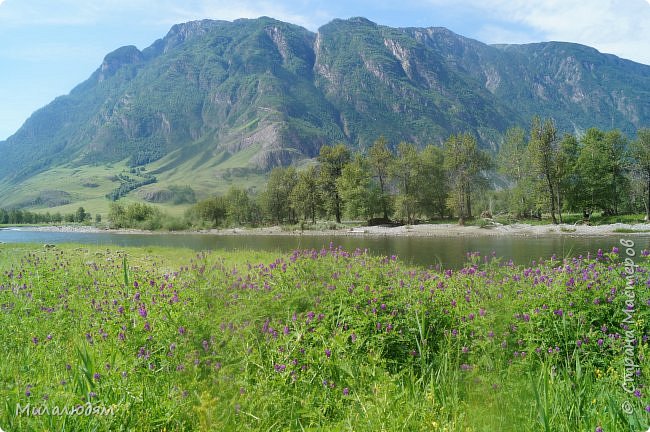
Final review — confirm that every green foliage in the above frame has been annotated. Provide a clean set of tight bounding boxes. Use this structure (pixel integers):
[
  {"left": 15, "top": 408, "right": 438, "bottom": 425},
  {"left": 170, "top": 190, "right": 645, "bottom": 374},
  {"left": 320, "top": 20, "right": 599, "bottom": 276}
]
[
  {"left": 224, "top": 186, "right": 259, "bottom": 226},
  {"left": 391, "top": 142, "right": 421, "bottom": 224},
  {"left": 0, "top": 244, "right": 647, "bottom": 430},
  {"left": 528, "top": 117, "right": 561, "bottom": 223},
  {"left": 75, "top": 207, "right": 88, "bottom": 223},
  {"left": 368, "top": 136, "right": 394, "bottom": 219},
  {"left": 443, "top": 132, "right": 492, "bottom": 222},
  {"left": 3, "top": 16, "right": 650, "bottom": 227},
  {"left": 318, "top": 144, "right": 351, "bottom": 223},
  {"left": 630, "top": 128, "right": 650, "bottom": 220},
  {"left": 576, "top": 128, "right": 629, "bottom": 215},
  {"left": 336, "top": 155, "right": 380, "bottom": 220},
  {"left": 191, "top": 196, "right": 228, "bottom": 227},
  {"left": 262, "top": 167, "right": 298, "bottom": 224},
  {"left": 556, "top": 133, "right": 581, "bottom": 215},
  {"left": 107, "top": 202, "right": 166, "bottom": 229},
  {"left": 497, "top": 126, "right": 537, "bottom": 218},
  {"left": 106, "top": 172, "right": 157, "bottom": 201},
  {"left": 290, "top": 166, "right": 322, "bottom": 223},
  {"left": 417, "top": 145, "right": 448, "bottom": 219},
  {"left": 0, "top": 208, "right": 77, "bottom": 225}
]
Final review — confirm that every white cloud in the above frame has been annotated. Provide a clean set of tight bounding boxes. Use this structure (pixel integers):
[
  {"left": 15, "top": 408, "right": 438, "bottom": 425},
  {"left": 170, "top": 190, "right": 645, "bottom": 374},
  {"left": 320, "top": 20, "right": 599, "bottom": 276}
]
[
  {"left": 425, "top": 0, "right": 650, "bottom": 64},
  {"left": 0, "top": 0, "right": 326, "bottom": 30},
  {"left": 159, "top": 0, "right": 327, "bottom": 30}
]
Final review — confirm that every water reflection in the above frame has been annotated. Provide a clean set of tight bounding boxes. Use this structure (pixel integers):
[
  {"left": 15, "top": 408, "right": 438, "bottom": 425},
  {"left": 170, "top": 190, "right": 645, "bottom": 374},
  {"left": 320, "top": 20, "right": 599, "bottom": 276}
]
[{"left": 1, "top": 228, "right": 648, "bottom": 269}]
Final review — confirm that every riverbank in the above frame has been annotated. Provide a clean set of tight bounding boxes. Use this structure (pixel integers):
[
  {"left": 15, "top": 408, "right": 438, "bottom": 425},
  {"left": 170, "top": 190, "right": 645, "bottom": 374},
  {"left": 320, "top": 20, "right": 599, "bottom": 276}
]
[{"left": 8, "top": 221, "right": 650, "bottom": 237}]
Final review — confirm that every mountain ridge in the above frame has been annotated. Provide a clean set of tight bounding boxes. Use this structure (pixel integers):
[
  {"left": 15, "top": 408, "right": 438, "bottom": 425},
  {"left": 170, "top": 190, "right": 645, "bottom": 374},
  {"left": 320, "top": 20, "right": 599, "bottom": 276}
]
[{"left": 1, "top": 16, "right": 649, "bottom": 211}]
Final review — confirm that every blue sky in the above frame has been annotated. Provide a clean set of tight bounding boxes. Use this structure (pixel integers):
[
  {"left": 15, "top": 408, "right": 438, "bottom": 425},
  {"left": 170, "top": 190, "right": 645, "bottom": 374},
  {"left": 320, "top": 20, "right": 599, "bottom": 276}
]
[{"left": 2, "top": 0, "right": 650, "bottom": 140}]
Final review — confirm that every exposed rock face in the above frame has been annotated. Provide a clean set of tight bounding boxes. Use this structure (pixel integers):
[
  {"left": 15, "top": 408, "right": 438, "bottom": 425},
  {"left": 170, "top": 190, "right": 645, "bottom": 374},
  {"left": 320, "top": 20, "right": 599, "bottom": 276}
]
[
  {"left": 98, "top": 46, "right": 144, "bottom": 82},
  {"left": 1, "top": 16, "right": 649, "bottom": 185}
]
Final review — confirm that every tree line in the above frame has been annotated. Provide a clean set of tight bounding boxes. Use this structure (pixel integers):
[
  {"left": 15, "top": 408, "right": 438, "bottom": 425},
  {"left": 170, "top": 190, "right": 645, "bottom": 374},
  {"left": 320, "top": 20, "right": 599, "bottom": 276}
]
[
  {"left": 3, "top": 117, "right": 649, "bottom": 229},
  {"left": 0, "top": 207, "right": 97, "bottom": 225},
  {"left": 188, "top": 118, "right": 650, "bottom": 227}
]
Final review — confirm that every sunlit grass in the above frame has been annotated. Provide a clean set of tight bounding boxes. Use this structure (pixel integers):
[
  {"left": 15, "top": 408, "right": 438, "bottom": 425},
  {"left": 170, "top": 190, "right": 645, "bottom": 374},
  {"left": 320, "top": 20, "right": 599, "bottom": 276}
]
[{"left": 0, "top": 243, "right": 648, "bottom": 431}]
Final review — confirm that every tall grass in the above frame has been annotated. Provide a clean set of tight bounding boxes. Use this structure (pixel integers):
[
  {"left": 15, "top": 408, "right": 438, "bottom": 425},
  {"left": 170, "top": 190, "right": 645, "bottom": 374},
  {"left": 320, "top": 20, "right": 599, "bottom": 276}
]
[{"left": 0, "top": 243, "right": 647, "bottom": 431}]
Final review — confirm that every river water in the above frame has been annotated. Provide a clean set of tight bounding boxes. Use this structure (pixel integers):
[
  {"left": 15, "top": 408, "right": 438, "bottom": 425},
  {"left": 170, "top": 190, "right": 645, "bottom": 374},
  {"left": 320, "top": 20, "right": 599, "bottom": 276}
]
[{"left": 2, "top": 227, "right": 648, "bottom": 268}]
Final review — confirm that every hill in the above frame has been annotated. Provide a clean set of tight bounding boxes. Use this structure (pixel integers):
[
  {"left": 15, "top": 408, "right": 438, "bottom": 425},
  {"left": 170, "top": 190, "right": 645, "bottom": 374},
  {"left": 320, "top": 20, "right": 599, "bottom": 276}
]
[{"left": 1, "top": 16, "right": 649, "bottom": 213}]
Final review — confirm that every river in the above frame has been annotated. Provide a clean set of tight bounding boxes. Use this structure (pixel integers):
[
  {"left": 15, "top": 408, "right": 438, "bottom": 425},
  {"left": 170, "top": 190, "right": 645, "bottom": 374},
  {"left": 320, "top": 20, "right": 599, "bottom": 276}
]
[{"left": 2, "top": 227, "right": 648, "bottom": 268}]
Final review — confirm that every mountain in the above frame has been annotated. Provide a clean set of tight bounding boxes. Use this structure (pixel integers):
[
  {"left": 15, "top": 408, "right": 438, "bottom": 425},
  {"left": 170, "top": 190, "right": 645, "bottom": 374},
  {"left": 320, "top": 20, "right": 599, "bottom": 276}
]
[{"left": 1, "top": 16, "right": 649, "bottom": 211}]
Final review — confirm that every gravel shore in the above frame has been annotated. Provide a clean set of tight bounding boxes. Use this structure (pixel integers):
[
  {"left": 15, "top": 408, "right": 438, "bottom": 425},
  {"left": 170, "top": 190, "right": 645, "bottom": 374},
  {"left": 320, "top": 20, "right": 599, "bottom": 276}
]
[{"left": 12, "top": 222, "right": 650, "bottom": 237}]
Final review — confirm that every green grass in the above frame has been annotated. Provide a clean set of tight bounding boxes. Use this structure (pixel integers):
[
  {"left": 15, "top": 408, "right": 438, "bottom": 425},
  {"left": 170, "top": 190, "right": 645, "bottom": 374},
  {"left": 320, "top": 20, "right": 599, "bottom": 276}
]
[
  {"left": 0, "top": 148, "right": 268, "bottom": 220},
  {"left": 0, "top": 243, "right": 648, "bottom": 431}
]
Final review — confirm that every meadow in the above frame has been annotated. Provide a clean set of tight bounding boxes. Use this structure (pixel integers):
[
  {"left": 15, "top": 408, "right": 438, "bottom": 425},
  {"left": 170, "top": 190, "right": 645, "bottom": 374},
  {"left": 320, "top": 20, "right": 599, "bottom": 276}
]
[{"left": 0, "top": 242, "right": 648, "bottom": 431}]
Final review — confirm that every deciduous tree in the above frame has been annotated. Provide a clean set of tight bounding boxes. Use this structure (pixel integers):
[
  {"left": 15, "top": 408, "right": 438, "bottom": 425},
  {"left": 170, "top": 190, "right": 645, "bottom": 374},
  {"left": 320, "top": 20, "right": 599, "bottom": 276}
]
[
  {"left": 318, "top": 144, "right": 350, "bottom": 223},
  {"left": 528, "top": 117, "right": 560, "bottom": 224},
  {"left": 443, "top": 133, "right": 491, "bottom": 224}
]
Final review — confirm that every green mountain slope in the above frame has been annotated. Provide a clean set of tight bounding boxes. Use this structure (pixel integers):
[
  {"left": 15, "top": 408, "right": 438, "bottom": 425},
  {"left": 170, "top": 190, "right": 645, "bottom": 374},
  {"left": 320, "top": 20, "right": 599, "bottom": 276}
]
[{"left": 1, "top": 16, "right": 649, "bottom": 211}]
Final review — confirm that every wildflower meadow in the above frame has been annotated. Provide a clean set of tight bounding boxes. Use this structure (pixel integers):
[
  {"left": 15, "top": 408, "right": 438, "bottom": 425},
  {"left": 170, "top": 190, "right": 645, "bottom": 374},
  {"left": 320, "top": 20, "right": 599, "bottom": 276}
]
[{"left": 0, "top": 242, "right": 648, "bottom": 431}]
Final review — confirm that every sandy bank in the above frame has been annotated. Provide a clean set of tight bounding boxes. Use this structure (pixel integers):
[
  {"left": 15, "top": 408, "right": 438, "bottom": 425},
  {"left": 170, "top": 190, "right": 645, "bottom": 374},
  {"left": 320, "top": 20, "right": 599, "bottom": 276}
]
[{"left": 10, "top": 222, "right": 650, "bottom": 238}]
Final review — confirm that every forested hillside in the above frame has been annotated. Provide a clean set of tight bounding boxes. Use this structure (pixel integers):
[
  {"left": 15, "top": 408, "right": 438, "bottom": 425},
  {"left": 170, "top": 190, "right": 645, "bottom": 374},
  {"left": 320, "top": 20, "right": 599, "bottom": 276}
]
[{"left": 1, "top": 17, "right": 649, "bottom": 212}]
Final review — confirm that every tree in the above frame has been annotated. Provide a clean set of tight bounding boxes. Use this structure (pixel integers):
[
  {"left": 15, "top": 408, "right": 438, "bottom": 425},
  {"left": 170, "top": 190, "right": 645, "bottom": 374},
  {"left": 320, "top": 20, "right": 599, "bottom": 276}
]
[
  {"left": 225, "top": 186, "right": 252, "bottom": 226},
  {"left": 390, "top": 142, "right": 421, "bottom": 224},
  {"left": 262, "top": 167, "right": 297, "bottom": 224},
  {"left": 290, "top": 166, "right": 321, "bottom": 223},
  {"left": 75, "top": 207, "right": 87, "bottom": 223},
  {"left": 629, "top": 128, "right": 650, "bottom": 220},
  {"left": 368, "top": 136, "right": 394, "bottom": 220},
  {"left": 528, "top": 117, "right": 560, "bottom": 224},
  {"left": 443, "top": 133, "right": 491, "bottom": 224},
  {"left": 497, "top": 126, "right": 536, "bottom": 218},
  {"left": 418, "top": 145, "right": 448, "bottom": 219},
  {"left": 337, "top": 154, "right": 381, "bottom": 220},
  {"left": 556, "top": 133, "right": 580, "bottom": 217},
  {"left": 125, "top": 202, "right": 156, "bottom": 222},
  {"left": 318, "top": 144, "right": 351, "bottom": 223},
  {"left": 576, "top": 128, "right": 629, "bottom": 216},
  {"left": 194, "top": 197, "right": 227, "bottom": 227}
]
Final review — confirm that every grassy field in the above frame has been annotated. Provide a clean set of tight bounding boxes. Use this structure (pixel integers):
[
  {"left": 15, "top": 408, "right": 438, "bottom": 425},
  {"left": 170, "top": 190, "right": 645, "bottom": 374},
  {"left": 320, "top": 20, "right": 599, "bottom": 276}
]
[
  {"left": 0, "top": 243, "right": 648, "bottom": 431},
  {"left": 0, "top": 152, "right": 268, "bottom": 220}
]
